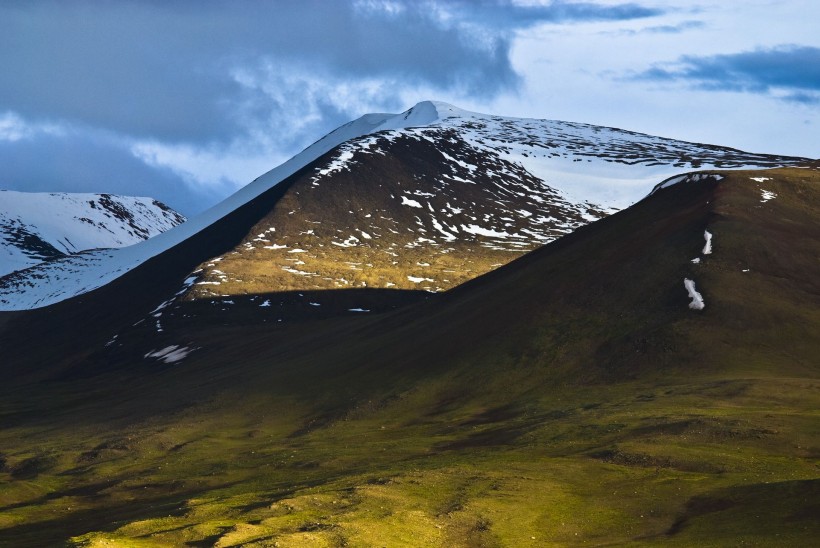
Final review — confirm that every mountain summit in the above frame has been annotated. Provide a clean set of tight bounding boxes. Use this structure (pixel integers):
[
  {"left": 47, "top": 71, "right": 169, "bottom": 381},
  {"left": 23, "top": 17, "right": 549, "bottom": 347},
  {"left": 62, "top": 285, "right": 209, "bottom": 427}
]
[{"left": 0, "top": 101, "right": 811, "bottom": 311}]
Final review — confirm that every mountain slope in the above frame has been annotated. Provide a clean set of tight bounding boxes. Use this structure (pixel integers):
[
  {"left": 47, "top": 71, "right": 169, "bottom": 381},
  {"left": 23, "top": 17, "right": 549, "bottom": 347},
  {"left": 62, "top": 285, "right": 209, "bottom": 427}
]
[
  {"left": 183, "top": 127, "right": 608, "bottom": 302},
  {"left": 0, "top": 191, "right": 185, "bottom": 276},
  {"left": 0, "top": 101, "right": 811, "bottom": 311},
  {"left": 0, "top": 168, "right": 817, "bottom": 546}
]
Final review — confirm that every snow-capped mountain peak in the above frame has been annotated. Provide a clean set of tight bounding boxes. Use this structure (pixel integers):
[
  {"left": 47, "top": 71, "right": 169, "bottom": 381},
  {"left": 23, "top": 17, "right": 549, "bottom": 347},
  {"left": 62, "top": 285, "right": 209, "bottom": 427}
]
[
  {"left": 0, "top": 101, "right": 811, "bottom": 311},
  {"left": 0, "top": 191, "right": 185, "bottom": 277}
]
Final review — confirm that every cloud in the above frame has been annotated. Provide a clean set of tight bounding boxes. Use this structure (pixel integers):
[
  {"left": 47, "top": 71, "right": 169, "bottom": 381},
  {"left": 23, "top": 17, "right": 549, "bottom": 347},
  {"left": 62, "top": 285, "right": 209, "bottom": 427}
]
[
  {"left": 644, "top": 20, "right": 704, "bottom": 34},
  {"left": 0, "top": 126, "right": 215, "bottom": 215},
  {"left": 0, "top": 1, "right": 664, "bottom": 143},
  {"left": 0, "top": 112, "right": 64, "bottom": 142},
  {"left": 609, "top": 19, "right": 704, "bottom": 36},
  {"left": 632, "top": 45, "right": 820, "bottom": 104},
  {"left": 0, "top": 0, "right": 665, "bottom": 213}
]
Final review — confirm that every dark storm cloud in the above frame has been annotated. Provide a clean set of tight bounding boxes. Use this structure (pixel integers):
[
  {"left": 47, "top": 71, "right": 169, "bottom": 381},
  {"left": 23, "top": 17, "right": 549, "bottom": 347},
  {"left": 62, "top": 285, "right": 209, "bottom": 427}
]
[
  {"left": 0, "top": 132, "right": 216, "bottom": 215},
  {"left": 634, "top": 45, "right": 820, "bottom": 102},
  {"left": 0, "top": 0, "right": 665, "bottom": 213},
  {"left": 0, "top": 0, "right": 665, "bottom": 143}
]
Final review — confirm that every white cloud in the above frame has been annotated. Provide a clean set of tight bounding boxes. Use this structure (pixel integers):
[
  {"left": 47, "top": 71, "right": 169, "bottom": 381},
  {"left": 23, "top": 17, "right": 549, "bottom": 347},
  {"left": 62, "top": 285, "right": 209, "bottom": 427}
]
[
  {"left": 492, "top": 1, "right": 820, "bottom": 158},
  {"left": 0, "top": 111, "right": 64, "bottom": 142},
  {"left": 130, "top": 139, "right": 283, "bottom": 195},
  {"left": 352, "top": 0, "right": 407, "bottom": 17}
]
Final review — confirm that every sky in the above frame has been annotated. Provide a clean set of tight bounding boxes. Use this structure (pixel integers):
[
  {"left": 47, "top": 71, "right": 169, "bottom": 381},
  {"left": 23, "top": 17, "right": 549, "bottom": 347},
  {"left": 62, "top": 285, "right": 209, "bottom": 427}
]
[{"left": 1, "top": 0, "right": 818, "bottom": 216}]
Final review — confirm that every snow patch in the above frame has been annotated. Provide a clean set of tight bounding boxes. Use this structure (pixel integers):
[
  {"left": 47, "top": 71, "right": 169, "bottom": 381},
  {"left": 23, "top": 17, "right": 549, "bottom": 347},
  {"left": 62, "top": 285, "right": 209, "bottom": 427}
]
[
  {"left": 461, "top": 224, "right": 511, "bottom": 238},
  {"left": 145, "top": 345, "right": 196, "bottom": 364},
  {"left": 684, "top": 278, "right": 705, "bottom": 310},
  {"left": 401, "top": 196, "right": 423, "bottom": 208},
  {"left": 760, "top": 189, "right": 777, "bottom": 202},
  {"left": 702, "top": 230, "right": 713, "bottom": 255}
]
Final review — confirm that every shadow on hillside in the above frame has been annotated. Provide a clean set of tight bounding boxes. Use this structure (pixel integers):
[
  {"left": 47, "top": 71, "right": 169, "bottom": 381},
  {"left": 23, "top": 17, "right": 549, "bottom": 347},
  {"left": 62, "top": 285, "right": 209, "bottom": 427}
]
[{"left": 175, "top": 287, "right": 436, "bottom": 325}]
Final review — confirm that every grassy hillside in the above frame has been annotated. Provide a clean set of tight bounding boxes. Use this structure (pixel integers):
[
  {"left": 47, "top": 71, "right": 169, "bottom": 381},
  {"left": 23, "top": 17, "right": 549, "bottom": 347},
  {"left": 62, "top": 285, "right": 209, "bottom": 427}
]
[{"left": 0, "top": 168, "right": 818, "bottom": 546}]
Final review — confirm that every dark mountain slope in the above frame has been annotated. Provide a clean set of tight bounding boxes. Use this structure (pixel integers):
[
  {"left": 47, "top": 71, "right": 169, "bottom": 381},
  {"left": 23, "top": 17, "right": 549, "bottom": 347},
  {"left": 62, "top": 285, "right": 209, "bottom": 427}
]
[
  {"left": 0, "top": 154, "right": 352, "bottom": 378},
  {"left": 0, "top": 168, "right": 817, "bottom": 545},
  {"left": 184, "top": 128, "right": 606, "bottom": 300}
]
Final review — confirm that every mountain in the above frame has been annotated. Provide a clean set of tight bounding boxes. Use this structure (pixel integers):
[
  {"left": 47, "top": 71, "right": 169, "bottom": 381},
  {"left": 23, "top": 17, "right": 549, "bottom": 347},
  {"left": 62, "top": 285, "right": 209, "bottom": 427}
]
[
  {"left": 0, "top": 101, "right": 810, "bottom": 311},
  {"left": 0, "top": 190, "right": 185, "bottom": 277},
  {"left": 0, "top": 167, "right": 817, "bottom": 545}
]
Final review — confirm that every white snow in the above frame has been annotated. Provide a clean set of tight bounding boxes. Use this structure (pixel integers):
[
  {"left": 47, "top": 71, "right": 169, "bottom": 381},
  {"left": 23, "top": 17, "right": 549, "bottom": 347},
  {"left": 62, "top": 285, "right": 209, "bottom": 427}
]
[
  {"left": 145, "top": 345, "right": 196, "bottom": 364},
  {"left": 691, "top": 258, "right": 701, "bottom": 264},
  {"left": 751, "top": 177, "right": 771, "bottom": 183},
  {"left": 147, "top": 274, "right": 198, "bottom": 316},
  {"left": 259, "top": 299, "right": 271, "bottom": 307},
  {"left": 401, "top": 196, "right": 423, "bottom": 208},
  {"left": 314, "top": 149, "right": 355, "bottom": 177},
  {"left": 332, "top": 235, "right": 360, "bottom": 247},
  {"left": 348, "top": 308, "right": 370, "bottom": 312},
  {"left": 430, "top": 216, "right": 457, "bottom": 241},
  {"left": 702, "top": 230, "right": 713, "bottom": 255},
  {"left": 281, "top": 266, "right": 314, "bottom": 276},
  {"left": 407, "top": 275, "right": 434, "bottom": 283},
  {"left": 461, "top": 224, "right": 512, "bottom": 238},
  {"left": 684, "top": 278, "right": 705, "bottom": 310},
  {"left": 760, "top": 189, "right": 777, "bottom": 202},
  {"left": 0, "top": 191, "right": 184, "bottom": 277},
  {"left": 649, "top": 173, "right": 725, "bottom": 197}
]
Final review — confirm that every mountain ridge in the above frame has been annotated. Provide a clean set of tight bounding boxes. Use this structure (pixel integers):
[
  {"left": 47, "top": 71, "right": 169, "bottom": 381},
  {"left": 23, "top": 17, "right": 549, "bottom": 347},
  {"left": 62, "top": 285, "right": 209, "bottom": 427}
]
[
  {"left": 0, "top": 190, "right": 185, "bottom": 276},
  {"left": 0, "top": 101, "right": 812, "bottom": 311}
]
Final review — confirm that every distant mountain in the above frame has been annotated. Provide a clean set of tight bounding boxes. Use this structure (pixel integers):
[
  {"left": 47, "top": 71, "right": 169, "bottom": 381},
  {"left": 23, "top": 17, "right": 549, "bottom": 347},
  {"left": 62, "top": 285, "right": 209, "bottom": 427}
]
[
  {"left": 0, "top": 101, "right": 810, "bottom": 311},
  {"left": 0, "top": 191, "right": 185, "bottom": 276}
]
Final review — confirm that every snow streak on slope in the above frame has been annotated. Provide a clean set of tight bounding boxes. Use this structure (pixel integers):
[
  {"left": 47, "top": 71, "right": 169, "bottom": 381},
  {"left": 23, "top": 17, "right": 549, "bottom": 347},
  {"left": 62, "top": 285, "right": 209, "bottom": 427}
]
[
  {"left": 0, "top": 191, "right": 185, "bottom": 276},
  {"left": 0, "top": 101, "right": 810, "bottom": 310}
]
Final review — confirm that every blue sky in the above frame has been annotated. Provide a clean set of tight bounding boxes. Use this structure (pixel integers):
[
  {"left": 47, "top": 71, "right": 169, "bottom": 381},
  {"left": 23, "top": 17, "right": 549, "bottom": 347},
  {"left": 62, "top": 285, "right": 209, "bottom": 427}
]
[{"left": 1, "top": 0, "right": 818, "bottom": 215}]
